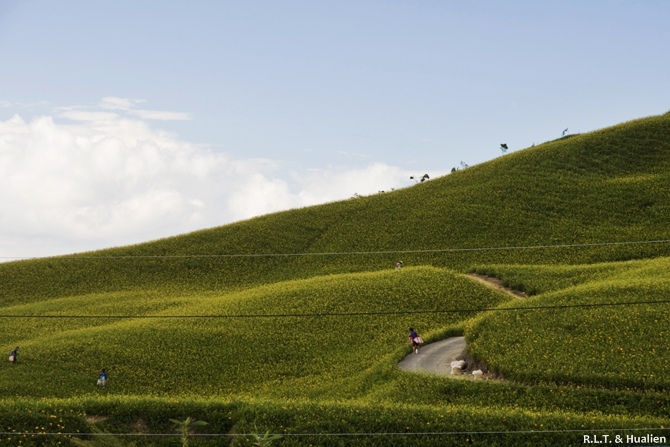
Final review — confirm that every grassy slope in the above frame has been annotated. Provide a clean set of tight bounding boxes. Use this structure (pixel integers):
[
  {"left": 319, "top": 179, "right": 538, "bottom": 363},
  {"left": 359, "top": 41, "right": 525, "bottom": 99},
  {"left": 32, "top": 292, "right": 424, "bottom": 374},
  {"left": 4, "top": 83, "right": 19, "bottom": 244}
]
[
  {"left": 1, "top": 267, "right": 509, "bottom": 399},
  {"left": 466, "top": 257, "right": 670, "bottom": 390},
  {"left": 2, "top": 113, "right": 670, "bottom": 444},
  {"left": 2, "top": 113, "right": 670, "bottom": 303}
]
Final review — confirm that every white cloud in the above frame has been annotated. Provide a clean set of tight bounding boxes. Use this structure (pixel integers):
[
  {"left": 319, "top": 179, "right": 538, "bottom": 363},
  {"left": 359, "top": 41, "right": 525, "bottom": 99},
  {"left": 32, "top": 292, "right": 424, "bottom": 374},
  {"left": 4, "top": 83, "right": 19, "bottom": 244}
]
[
  {"left": 58, "top": 110, "right": 119, "bottom": 122},
  {"left": 336, "top": 150, "right": 369, "bottom": 159},
  {"left": 296, "top": 163, "right": 411, "bottom": 204},
  {"left": 0, "top": 100, "right": 51, "bottom": 110},
  {"left": 130, "top": 109, "right": 192, "bottom": 121},
  {"left": 98, "top": 96, "right": 191, "bottom": 120},
  {"left": 0, "top": 100, "right": 431, "bottom": 259},
  {"left": 100, "top": 96, "right": 143, "bottom": 111}
]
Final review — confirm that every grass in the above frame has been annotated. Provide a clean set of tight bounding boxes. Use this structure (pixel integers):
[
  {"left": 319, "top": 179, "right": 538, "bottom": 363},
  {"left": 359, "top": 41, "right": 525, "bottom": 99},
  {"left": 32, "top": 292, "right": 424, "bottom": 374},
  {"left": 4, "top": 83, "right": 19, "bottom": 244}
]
[
  {"left": 2, "top": 112, "right": 670, "bottom": 445},
  {"left": 1, "top": 395, "right": 668, "bottom": 447},
  {"left": 466, "top": 258, "right": 670, "bottom": 390},
  {"left": 1, "top": 267, "right": 509, "bottom": 400}
]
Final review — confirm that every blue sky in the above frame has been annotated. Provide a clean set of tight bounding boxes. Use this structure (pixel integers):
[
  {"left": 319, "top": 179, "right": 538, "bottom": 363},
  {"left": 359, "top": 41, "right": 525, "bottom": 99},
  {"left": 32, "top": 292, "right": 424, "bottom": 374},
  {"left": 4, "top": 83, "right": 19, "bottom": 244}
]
[{"left": 1, "top": 0, "right": 669, "bottom": 258}]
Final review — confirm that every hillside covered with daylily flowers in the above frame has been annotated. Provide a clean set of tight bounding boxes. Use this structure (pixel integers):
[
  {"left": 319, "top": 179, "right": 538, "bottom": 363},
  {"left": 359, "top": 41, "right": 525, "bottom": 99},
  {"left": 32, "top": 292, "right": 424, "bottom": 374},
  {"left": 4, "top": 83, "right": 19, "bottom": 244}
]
[{"left": 2, "top": 112, "right": 670, "bottom": 446}]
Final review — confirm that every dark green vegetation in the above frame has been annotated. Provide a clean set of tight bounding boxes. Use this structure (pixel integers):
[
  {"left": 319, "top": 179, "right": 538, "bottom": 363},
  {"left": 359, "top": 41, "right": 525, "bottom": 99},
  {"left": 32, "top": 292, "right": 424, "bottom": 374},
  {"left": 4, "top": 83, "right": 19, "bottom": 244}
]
[{"left": 2, "top": 113, "right": 670, "bottom": 445}]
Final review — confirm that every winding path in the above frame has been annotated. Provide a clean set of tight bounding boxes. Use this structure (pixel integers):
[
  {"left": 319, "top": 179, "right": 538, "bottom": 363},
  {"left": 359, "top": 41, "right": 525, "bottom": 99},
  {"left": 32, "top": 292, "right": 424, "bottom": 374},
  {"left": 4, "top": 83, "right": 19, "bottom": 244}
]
[
  {"left": 465, "top": 273, "right": 526, "bottom": 298},
  {"left": 397, "top": 336, "right": 466, "bottom": 375},
  {"left": 398, "top": 274, "right": 524, "bottom": 375}
]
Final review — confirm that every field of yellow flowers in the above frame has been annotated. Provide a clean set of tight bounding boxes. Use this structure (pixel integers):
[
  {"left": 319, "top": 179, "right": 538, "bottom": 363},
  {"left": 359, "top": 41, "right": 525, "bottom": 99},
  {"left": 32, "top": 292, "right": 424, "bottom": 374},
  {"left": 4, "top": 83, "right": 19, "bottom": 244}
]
[
  {"left": 3, "top": 112, "right": 670, "bottom": 445},
  {"left": 466, "top": 257, "right": 670, "bottom": 390},
  {"left": 0, "top": 267, "right": 508, "bottom": 399}
]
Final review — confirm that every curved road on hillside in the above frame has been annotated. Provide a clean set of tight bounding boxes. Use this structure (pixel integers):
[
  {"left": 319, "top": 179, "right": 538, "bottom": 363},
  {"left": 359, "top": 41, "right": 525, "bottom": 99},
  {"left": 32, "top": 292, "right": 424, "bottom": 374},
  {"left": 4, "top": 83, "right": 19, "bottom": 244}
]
[
  {"left": 397, "top": 337, "right": 466, "bottom": 375},
  {"left": 398, "top": 275, "right": 522, "bottom": 375}
]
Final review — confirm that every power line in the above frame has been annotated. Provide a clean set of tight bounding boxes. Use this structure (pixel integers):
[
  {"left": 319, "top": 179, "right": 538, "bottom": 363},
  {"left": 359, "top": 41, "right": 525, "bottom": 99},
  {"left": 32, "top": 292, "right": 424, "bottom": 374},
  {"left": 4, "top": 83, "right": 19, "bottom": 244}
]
[
  {"left": 1, "top": 299, "right": 669, "bottom": 319},
  {"left": 2, "top": 426, "right": 667, "bottom": 438},
  {"left": 2, "top": 238, "right": 670, "bottom": 260}
]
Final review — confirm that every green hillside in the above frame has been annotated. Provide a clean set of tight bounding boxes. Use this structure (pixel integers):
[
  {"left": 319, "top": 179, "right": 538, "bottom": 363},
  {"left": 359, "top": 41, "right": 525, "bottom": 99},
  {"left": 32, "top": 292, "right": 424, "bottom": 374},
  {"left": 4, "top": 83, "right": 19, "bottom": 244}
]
[
  {"left": 1, "top": 267, "right": 508, "bottom": 399},
  {"left": 468, "top": 258, "right": 670, "bottom": 390},
  {"left": 3, "top": 113, "right": 670, "bottom": 302},
  {"left": 2, "top": 113, "right": 670, "bottom": 446}
]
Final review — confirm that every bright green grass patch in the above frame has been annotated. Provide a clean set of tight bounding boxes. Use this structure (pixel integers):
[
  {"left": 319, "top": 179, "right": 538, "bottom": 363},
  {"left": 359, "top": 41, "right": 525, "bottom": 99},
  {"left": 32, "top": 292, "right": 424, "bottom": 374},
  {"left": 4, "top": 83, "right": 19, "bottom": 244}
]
[
  {"left": 0, "top": 290, "right": 188, "bottom": 342},
  {"left": 471, "top": 256, "right": 670, "bottom": 295},
  {"left": 469, "top": 260, "right": 652, "bottom": 295},
  {"left": 466, "top": 259, "right": 670, "bottom": 390},
  {"left": 0, "top": 267, "right": 509, "bottom": 399}
]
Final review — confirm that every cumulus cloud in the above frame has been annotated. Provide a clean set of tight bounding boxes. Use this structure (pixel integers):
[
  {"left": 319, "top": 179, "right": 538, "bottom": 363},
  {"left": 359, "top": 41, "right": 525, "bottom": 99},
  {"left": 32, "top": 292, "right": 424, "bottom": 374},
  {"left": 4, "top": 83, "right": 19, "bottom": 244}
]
[
  {"left": 296, "top": 164, "right": 409, "bottom": 203},
  {"left": 0, "top": 99, "right": 431, "bottom": 259}
]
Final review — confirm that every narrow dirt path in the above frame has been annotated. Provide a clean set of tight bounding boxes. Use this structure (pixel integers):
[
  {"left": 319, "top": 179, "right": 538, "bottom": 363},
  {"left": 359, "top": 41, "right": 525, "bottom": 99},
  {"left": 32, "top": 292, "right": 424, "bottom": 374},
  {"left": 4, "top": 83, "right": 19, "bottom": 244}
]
[
  {"left": 465, "top": 273, "right": 526, "bottom": 298},
  {"left": 397, "top": 337, "right": 466, "bottom": 375},
  {"left": 398, "top": 275, "right": 521, "bottom": 376}
]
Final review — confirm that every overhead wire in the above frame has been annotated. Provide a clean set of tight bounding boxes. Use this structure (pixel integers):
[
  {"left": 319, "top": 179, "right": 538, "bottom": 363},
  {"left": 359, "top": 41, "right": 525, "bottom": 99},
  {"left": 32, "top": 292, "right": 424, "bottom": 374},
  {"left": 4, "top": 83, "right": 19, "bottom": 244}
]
[
  {"left": 1, "top": 244, "right": 668, "bottom": 439},
  {"left": 1, "top": 238, "right": 670, "bottom": 260},
  {"left": 2, "top": 426, "right": 668, "bottom": 438},
  {"left": 1, "top": 299, "right": 669, "bottom": 319}
]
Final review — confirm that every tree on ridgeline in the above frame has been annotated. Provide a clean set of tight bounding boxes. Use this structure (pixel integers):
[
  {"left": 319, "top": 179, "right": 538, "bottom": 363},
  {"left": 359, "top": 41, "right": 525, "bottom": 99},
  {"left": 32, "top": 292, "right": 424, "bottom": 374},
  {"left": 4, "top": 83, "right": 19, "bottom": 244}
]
[{"left": 410, "top": 174, "right": 430, "bottom": 183}]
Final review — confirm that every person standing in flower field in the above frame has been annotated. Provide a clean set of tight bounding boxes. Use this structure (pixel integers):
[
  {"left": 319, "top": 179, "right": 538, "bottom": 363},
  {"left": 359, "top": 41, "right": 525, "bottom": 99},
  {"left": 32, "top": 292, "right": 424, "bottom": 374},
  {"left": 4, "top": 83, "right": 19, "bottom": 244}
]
[
  {"left": 408, "top": 328, "right": 423, "bottom": 354},
  {"left": 97, "top": 369, "right": 108, "bottom": 387},
  {"left": 9, "top": 346, "right": 18, "bottom": 364}
]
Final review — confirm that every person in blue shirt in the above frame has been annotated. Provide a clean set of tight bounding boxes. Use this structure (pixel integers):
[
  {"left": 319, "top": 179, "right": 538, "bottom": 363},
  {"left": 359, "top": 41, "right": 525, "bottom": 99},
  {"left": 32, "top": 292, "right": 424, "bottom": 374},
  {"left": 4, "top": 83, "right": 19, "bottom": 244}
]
[{"left": 97, "top": 369, "right": 108, "bottom": 387}]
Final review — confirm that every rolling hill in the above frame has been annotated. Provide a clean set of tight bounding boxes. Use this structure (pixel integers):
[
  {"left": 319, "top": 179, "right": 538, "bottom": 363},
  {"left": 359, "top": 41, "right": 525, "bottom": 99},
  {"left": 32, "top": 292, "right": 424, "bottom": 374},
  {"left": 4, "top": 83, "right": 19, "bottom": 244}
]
[{"left": 1, "top": 112, "right": 670, "bottom": 446}]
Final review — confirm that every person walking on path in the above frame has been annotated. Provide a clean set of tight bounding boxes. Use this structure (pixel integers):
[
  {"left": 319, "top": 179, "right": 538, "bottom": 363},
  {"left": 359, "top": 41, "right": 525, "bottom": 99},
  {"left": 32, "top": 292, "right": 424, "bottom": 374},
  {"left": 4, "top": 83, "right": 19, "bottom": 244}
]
[
  {"left": 97, "top": 369, "right": 108, "bottom": 388},
  {"left": 9, "top": 346, "right": 18, "bottom": 364},
  {"left": 408, "top": 328, "right": 423, "bottom": 354}
]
